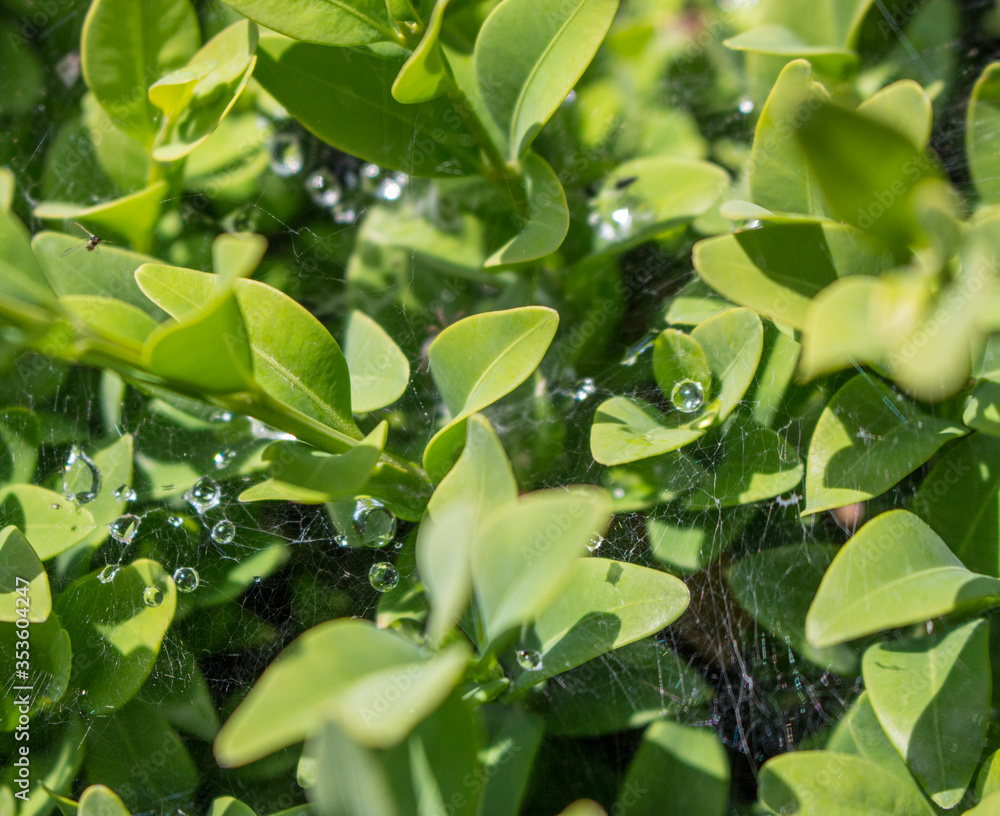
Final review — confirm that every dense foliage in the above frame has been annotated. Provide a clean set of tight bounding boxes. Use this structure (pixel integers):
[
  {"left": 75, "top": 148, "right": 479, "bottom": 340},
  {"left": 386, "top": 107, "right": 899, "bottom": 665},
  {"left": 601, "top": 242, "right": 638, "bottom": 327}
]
[{"left": 3, "top": 0, "right": 1000, "bottom": 813}]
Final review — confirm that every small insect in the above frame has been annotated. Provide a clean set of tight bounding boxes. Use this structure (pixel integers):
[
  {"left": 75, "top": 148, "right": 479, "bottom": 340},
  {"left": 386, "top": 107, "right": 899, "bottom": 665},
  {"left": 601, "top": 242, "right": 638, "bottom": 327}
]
[
  {"left": 60, "top": 223, "right": 105, "bottom": 257},
  {"left": 614, "top": 175, "right": 638, "bottom": 190}
]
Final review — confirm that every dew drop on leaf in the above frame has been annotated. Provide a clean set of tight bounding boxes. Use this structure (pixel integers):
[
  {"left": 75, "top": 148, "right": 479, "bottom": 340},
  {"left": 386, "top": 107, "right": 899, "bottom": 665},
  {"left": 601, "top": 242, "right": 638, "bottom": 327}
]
[
  {"left": 112, "top": 483, "right": 137, "bottom": 502},
  {"left": 352, "top": 498, "right": 396, "bottom": 547},
  {"left": 671, "top": 378, "right": 705, "bottom": 413},
  {"left": 173, "top": 567, "right": 200, "bottom": 593},
  {"left": 142, "top": 586, "right": 164, "bottom": 607},
  {"left": 63, "top": 445, "right": 102, "bottom": 504},
  {"left": 516, "top": 649, "right": 543, "bottom": 671},
  {"left": 97, "top": 564, "right": 118, "bottom": 584},
  {"left": 268, "top": 133, "right": 304, "bottom": 177},
  {"left": 184, "top": 477, "right": 220, "bottom": 514},
  {"left": 211, "top": 520, "right": 236, "bottom": 544},
  {"left": 107, "top": 514, "right": 140, "bottom": 544},
  {"left": 368, "top": 561, "right": 399, "bottom": 592}
]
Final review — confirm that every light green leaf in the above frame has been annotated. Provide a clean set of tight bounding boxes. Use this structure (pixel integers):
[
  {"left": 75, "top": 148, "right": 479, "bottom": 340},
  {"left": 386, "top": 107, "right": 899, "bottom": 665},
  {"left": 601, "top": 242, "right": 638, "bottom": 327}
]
[
  {"left": 805, "top": 510, "right": 1000, "bottom": 647},
  {"left": 0, "top": 485, "right": 96, "bottom": 560},
  {"left": 652, "top": 329, "right": 711, "bottom": 402},
  {"left": 691, "top": 308, "right": 763, "bottom": 422},
  {"left": 63, "top": 434, "right": 134, "bottom": 549},
  {"left": 803, "top": 374, "right": 967, "bottom": 515},
  {"left": 759, "top": 751, "right": 936, "bottom": 816},
  {"left": 747, "top": 59, "right": 829, "bottom": 216},
  {"left": 474, "top": 0, "right": 619, "bottom": 159},
  {"left": 0, "top": 526, "right": 50, "bottom": 623},
  {"left": 485, "top": 153, "right": 569, "bottom": 267},
  {"left": 477, "top": 708, "right": 544, "bottom": 816},
  {"left": 212, "top": 232, "right": 268, "bottom": 283},
  {"left": 724, "top": 25, "right": 857, "bottom": 73},
  {"left": 590, "top": 397, "right": 711, "bottom": 467},
  {"left": 0, "top": 613, "right": 70, "bottom": 728},
  {"left": 863, "top": 618, "right": 989, "bottom": 808},
  {"left": 81, "top": 0, "right": 200, "bottom": 146},
  {"left": 825, "top": 691, "right": 914, "bottom": 783},
  {"left": 646, "top": 506, "right": 748, "bottom": 574},
  {"left": 148, "top": 62, "right": 216, "bottom": 118},
  {"left": 78, "top": 787, "right": 130, "bottom": 816},
  {"left": 307, "top": 722, "right": 398, "bottom": 816},
  {"left": 616, "top": 720, "right": 729, "bottom": 816},
  {"left": 857, "top": 79, "right": 932, "bottom": 150},
  {"left": 392, "top": 0, "right": 450, "bottom": 104},
  {"left": 471, "top": 486, "right": 612, "bottom": 645},
  {"left": 60, "top": 296, "right": 159, "bottom": 346},
  {"left": 0, "top": 166, "right": 13, "bottom": 211},
  {"left": 417, "top": 415, "right": 517, "bottom": 644},
  {"left": 0, "top": 209, "right": 57, "bottom": 308},
  {"left": 510, "top": 558, "right": 689, "bottom": 690},
  {"left": 214, "top": 619, "right": 470, "bottom": 765},
  {"left": 56, "top": 559, "right": 176, "bottom": 714},
  {"left": 967, "top": 62, "right": 1000, "bottom": 206},
  {"left": 240, "top": 421, "right": 386, "bottom": 504},
  {"left": 344, "top": 311, "right": 409, "bottom": 413},
  {"left": 33, "top": 182, "right": 170, "bottom": 249},
  {"left": 686, "top": 416, "right": 802, "bottom": 510},
  {"left": 913, "top": 433, "right": 1000, "bottom": 576},
  {"left": 207, "top": 799, "right": 255, "bottom": 816},
  {"left": 220, "top": 0, "right": 400, "bottom": 47},
  {"left": 255, "top": 35, "right": 478, "bottom": 178}
]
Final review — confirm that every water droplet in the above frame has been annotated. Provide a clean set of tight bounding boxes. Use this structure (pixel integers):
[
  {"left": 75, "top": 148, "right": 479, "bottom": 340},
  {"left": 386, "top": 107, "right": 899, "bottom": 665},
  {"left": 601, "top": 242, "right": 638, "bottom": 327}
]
[
  {"left": 574, "top": 377, "right": 596, "bottom": 401},
  {"left": 184, "top": 477, "right": 220, "bottom": 514},
  {"left": 620, "top": 332, "right": 657, "bottom": 366},
  {"left": 671, "top": 379, "right": 705, "bottom": 413},
  {"left": 112, "top": 484, "right": 137, "bottom": 502},
  {"left": 211, "top": 520, "right": 236, "bottom": 544},
  {"left": 213, "top": 449, "right": 237, "bottom": 469},
  {"left": 108, "top": 514, "right": 140, "bottom": 544},
  {"left": 375, "top": 174, "right": 406, "bottom": 202},
  {"left": 368, "top": 561, "right": 399, "bottom": 592},
  {"left": 268, "top": 133, "right": 304, "bottom": 177},
  {"left": 611, "top": 486, "right": 626, "bottom": 500},
  {"left": 352, "top": 498, "right": 397, "bottom": 547},
  {"left": 562, "top": 89, "right": 577, "bottom": 106},
  {"left": 63, "top": 445, "right": 102, "bottom": 504},
  {"left": 516, "top": 649, "right": 543, "bottom": 671},
  {"left": 362, "top": 163, "right": 381, "bottom": 180},
  {"left": 210, "top": 409, "right": 232, "bottom": 423},
  {"left": 97, "top": 564, "right": 118, "bottom": 584},
  {"left": 142, "top": 586, "right": 164, "bottom": 607},
  {"left": 738, "top": 95, "right": 755, "bottom": 114},
  {"left": 173, "top": 567, "right": 200, "bottom": 593},
  {"left": 306, "top": 169, "right": 342, "bottom": 209},
  {"left": 332, "top": 204, "right": 357, "bottom": 224},
  {"left": 334, "top": 534, "right": 349, "bottom": 548},
  {"left": 587, "top": 534, "right": 603, "bottom": 552},
  {"left": 168, "top": 515, "right": 184, "bottom": 527}
]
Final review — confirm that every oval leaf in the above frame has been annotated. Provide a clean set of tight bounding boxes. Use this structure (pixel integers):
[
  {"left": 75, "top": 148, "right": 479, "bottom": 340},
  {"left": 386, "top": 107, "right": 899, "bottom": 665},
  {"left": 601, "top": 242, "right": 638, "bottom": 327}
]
[{"left": 344, "top": 311, "right": 410, "bottom": 413}]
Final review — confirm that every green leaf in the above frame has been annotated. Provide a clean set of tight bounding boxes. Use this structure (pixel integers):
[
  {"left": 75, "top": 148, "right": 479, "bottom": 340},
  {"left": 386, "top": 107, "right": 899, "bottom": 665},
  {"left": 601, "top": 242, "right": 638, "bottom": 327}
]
[
  {"left": 686, "top": 416, "right": 803, "bottom": 510},
  {"left": 81, "top": 0, "right": 200, "bottom": 146},
  {"left": 83, "top": 699, "right": 198, "bottom": 814},
  {"left": 148, "top": 62, "right": 216, "bottom": 119},
  {"left": 220, "top": 0, "right": 400, "bottom": 47},
  {"left": 590, "top": 397, "right": 711, "bottom": 467},
  {"left": 32, "top": 232, "right": 164, "bottom": 318},
  {"left": 143, "top": 290, "right": 256, "bottom": 393},
  {"left": 0, "top": 209, "right": 57, "bottom": 308},
  {"left": 56, "top": 559, "right": 176, "bottom": 714},
  {"left": 805, "top": 510, "right": 1000, "bottom": 647},
  {"left": 825, "top": 692, "right": 914, "bottom": 784},
  {"left": 747, "top": 59, "right": 829, "bottom": 216},
  {"left": 759, "top": 751, "right": 936, "bottom": 816},
  {"left": 857, "top": 79, "right": 932, "bottom": 150},
  {"left": 691, "top": 308, "right": 763, "bottom": 422},
  {"left": 646, "top": 507, "right": 748, "bottom": 574},
  {"left": 255, "top": 35, "right": 478, "bottom": 178},
  {"left": 78, "top": 787, "right": 130, "bottom": 816},
  {"left": 152, "top": 21, "right": 259, "bottom": 162},
  {"left": 60, "top": 296, "right": 159, "bottom": 346},
  {"left": 863, "top": 618, "right": 989, "bottom": 808},
  {"left": 477, "top": 707, "right": 544, "bottom": 816},
  {"left": 0, "top": 166, "right": 13, "bottom": 211},
  {"left": 485, "top": 153, "right": 569, "bottom": 267},
  {"left": 424, "top": 306, "right": 558, "bottom": 479},
  {"left": 307, "top": 722, "right": 397, "bottom": 816},
  {"left": 967, "top": 62, "right": 1000, "bottom": 206},
  {"left": 693, "top": 219, "right": 896, "bottom": 331},
  {"left": 34, "top": 182, "right": 170, "bottom": 249},
  {"left": 727, "top": 543, "right": 856, "bottom": 672},
  {"left": 471, "top": 486, "right": 612, "bottom": 645},
  {"left": 510, "top": 558, "right": 689, "bottom": 690},
  {"left": 533, "top": 638, "right": 712, "bottom": 737},
  {"left": 0, "top": 485, "right": 96, "bottom": 560},
  {"left": 796, "top": 100, "right": 936, "bottom": 248},
  {"left": 67, "top": 434, "right": 134, "bottom": 549},
  {"left": 207, "top": 799, "right": 256, "bottom": 816},
  {"left": 652, "top": 329, "right": 711, "bottom": 402},
  {"left": 474, "top": 0, "right": 619, "bottom": 159},
  {"left": 392, "top": 0, "right": 450, "bottom": 104},
  {"left": 0, "top": 407, "right": 40, "bottom": 485},
  {"left": 913, "top": 433, "right": 1000, "bottom": 576},
  {"left": 240, "top": 421, "right": 386, "bottom": 503},
  {"left": 0, "top": 526, "right": 50, "bottom": 622},
  {"left": 214, "top": 619, "right": 470, "bottom": 765},
  {"left": 615, "top": 720, "right": 729, "bottom": 816},
  {"left": 0, "top": 613, "right": 70, "bottom": 727},
  {"left": 417, "top": 415, "right": 517, "bottom": 643},
  {"left": 344, "top": 311, "right": 410, "bottom": 413},
  {"left": 803, "top": 374, "right": 967, "bottom": 515},
  {"left": 724, "top": 25, "right": 857, "bottom": 73}
]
